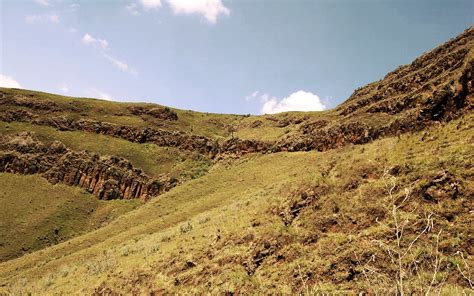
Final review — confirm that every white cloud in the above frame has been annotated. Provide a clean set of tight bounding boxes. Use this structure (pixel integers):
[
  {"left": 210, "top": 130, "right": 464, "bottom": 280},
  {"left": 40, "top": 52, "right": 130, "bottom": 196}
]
[
  {"left": 139, "top": 0, "right": 162, "bottom": 10},
  {"left": 25, "top": 14, "right": 60, "bottom": 23},
  {"left": 85, "top": 89, "right": 114, "bottom": 101},
  {"left": 132, "top": 0, "right": 229, "bottom": 23},
  {"left": 69, "top": 3, "right": 80, "bottom": 11},
  {"left": 245, "top": 90, "right": 260, "bottom": 101},
  {"left": 81, "top": 33, "right": 108, "bottom": 49},
  {"left": 81, "top": 33, "right": 137, "bottom": 76},
  {"left": 60, "top": 85, "right": 69, "bottom": 93},
  {"left": 34, "top": 0, "right": 51, "bottom": 6},
  {"left": 82, "top": 33, "right": 96, "bottom": 44},
  {"left": 251, "top": 90, "right": 326, "bottom": 114},
  {"left": 244, "top": 91, "right": 274, "bottom": 104},
  {"left": 167, "top": 0, "right": 230, "bottom": 23},
  {"left": 102, "top": 53, "right": 138, "bottom": 76},
  {"left": 126, "top": 3, "right": 140, "bottom": 15},
  {"left": 0, "top": 74, "right": 22, "bottom": 88}
]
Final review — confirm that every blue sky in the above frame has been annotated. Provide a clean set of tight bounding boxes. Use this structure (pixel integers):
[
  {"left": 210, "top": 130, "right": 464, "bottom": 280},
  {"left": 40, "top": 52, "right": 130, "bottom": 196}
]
[{"left": 1, "top": 0, "right": 472, "bottom": 114}]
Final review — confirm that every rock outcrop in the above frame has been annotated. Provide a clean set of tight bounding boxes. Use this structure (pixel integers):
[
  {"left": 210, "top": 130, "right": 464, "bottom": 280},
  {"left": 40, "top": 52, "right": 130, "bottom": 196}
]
[
  {"left": 219, "top": 138, "right": 273, "bottom": 155},
  {"left": 0, "top": 28, "right": 472, "bottom": 158},
  {"left": 275, "top": 122, "right": 378, "bottom": 152},
  {"left": 0, "top": 133, "right": 177, "bottom": 201},
  {"left": 127, "top": 106, "right": 178, "bottom": 121},
  {"left": 339, "top": 28, "right": 473, "bottom": 117},
  {"left": 274, "top": 27, "right": 474, "bottom": 152},
  {"left": 0, "top": 109, "right": 217, "bottom": 155},
  {"left": 0, "top": 94, "right": 60, "bottom": 111}
]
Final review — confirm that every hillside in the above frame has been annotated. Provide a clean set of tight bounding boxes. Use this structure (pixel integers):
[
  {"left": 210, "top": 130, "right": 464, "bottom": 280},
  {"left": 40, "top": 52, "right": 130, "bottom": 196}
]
[
  {"left": 0, "top": 27, "right": 472, "bottom": 294},
  {"left": 0, "top": 174, "right": 140, "bottom": 262}
]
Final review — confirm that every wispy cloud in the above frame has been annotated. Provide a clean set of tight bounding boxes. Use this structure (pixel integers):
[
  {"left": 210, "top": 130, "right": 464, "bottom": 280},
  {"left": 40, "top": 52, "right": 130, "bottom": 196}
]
[
  {"left": 102, "top": 53, "right": 138, "bottom": 76},
  {"left": 167, "top": 0, "right": 230, "bottom": 23},
  {"left": 59, "top": 84, "right": 69, "bottom": 93},
  {"left": 34, "top": 0, "right": 51, "bottom": 6},
  {"left": 25, "top": 14, "right": 60, "bottom": 23},
  {"left": 139, "top": 0, "right": 162, "bottom": 10},
  {"left": 85, "top": 89, "right": 114, "bottom": 101},
  {"left": 69, "top": 3, "right": 80, "bottom": 12},
  {"left": 246, "top": 90, "right": 326, "bottom": 114},
  {"left": 81, "top": 33, "right": 138, "bottom": 76},
  {"left": 245, "top": 90, "right": 260, "bottom": 102},
  {"left": 126, "top": 3, "right": 140, "bottom": 15},
  {"left": 81, "top": 33, "right": 109, "bottom": 49},
  {"left": 0, "top": 74, "right": 22, "bottom": 89},
  {"left": 132, "top": 0, "right": 229, "bottom": 23}
]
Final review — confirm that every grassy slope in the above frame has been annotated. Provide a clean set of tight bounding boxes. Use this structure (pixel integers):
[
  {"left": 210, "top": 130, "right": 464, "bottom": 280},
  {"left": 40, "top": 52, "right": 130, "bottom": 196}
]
[
  {"left": 1, "top": 113, "right": 472, "bottom": 294},
  {"left": 0, "top": 88, "right": 242, "bottom": 139},
  {"left": 1, "top": 87, "right": 334, "bottom": 142},
  {"left": 0, "top": 174, "right": 140, "bottom": 262},
  {"left": 0, "top": 121, "right": 210, "bottom": 180}
]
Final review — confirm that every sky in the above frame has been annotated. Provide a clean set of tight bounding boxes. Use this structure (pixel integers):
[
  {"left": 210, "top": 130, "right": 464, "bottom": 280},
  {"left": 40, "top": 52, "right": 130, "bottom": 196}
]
[{"left": 0, "top": 0, "right": 473, "bottom": 115}]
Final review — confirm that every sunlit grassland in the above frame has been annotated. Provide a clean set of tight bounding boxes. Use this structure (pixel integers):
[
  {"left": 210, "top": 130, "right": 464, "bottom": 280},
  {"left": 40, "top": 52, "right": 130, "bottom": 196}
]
[
  {"left": 2, "top": 113, "right": 472, "bottom": 294},
  {"left": 0, "top": 121, "right": 210, "bottom": 180},
  {"left": 0, "top": 174, "right": 140, "bottom": 262}
]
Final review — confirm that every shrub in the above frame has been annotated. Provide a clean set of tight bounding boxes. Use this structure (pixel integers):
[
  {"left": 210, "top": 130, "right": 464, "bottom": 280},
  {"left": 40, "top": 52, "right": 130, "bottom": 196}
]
[
  {"left": 144, "top": 243, "right": 160, "bottom": 257},
  {"left": 180, "top": 222, "right": 193, "bottom": 234},
  {"left": 85, "top": 252, "right": 117, "bottom": 275}
]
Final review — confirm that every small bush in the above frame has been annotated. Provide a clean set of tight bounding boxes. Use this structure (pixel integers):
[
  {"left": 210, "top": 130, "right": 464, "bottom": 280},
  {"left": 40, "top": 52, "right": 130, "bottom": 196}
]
[
  {"left": 198, "top": 217, "right": 210, "bottom": 224},
  {"left": 180, "top": 222, "right": 193, "bottom": 234},
  {"left": 59, "top": 265, "right": 71, "bottom": 277},
  {"left": 161, "top": 235, "right": 172, "bottom": 242},
  {"left": 85, "top": 252, "right": 117, "bottom": 275},
  {"left": 144, "top": 243, "right": 160, "bottom": 257},
  {"left": 121, "top": 246, "right": 130, "bottom": 257}
]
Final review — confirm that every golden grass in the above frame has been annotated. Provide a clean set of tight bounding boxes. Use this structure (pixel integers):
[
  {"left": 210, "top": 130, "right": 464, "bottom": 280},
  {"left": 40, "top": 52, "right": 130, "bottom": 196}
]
[
  {"left": 0, "top": 174, "right": 140, "bottom": 262},
  {"left": 0, "top": 121, "right": 209, "bottom": 179},
  {"left": 1, "top": 113, "right": 472, "bottom": 294}
]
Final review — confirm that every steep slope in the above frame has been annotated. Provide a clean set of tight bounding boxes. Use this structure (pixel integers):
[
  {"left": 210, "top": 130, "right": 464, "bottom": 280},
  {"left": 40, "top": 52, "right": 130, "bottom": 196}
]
[
  {"left": 272, "top": 26, "right": 473, "bottom": 151},
  {"left": 1, "top": 113, "right": 472, "bottom": 294},
  {"left": 1, "top": 28, "right": 472, "bottom": 201},
  {"left": 0, "top": 27, "right": 472, "bottom": 294}
]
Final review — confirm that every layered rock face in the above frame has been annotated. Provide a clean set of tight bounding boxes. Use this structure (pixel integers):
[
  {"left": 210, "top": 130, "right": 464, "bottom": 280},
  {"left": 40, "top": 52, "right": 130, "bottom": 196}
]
[
  {"left": 0, "top": 133, "right": 177, "bottom": 201},
  {"left": 0, "top": 95, "right": 60, "bottom": 111},
  {"left": 0, "top": 94, "right": 216, "bottom": 155},
  {"left": 0, "top": 111, "right": 217, "bottom": 155},
  {"left": 275, "top": 122, "right": 377, "bottom": 152},
  {"left": 219, "top": 138, "right": 273, "bottom": 155},
  {"left": 274, "top": 27, "right": 474, "bottom": 152},
  {"left": 340, "top": 28, "right": 473, "bottom": 117},
  {"left": 0, "top": 28, "right": 472, "bottom": 173},
  {"left": 127, "top": 106, "right": 178, "bottom": 121},
  {"left": 35, "top": 117, "right": 217, "bottom": 154}
]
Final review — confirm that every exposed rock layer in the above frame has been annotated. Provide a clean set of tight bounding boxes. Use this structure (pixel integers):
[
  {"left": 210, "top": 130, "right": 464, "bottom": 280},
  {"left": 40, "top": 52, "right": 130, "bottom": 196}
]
[
  {"left": 127, "top": 105, "right": 178, "bottom": 121},
  {"left": 0, "top": 27, "right": 472, "bottom": 197},
  {"left": 0, "top": 133, "right": 177, "bottom": 201},
  {"left": 0, "top": 110, "right": 217, "bottom": 155},
  {"left": 274, "top": 28, "right": 474, "bottom": 152}
]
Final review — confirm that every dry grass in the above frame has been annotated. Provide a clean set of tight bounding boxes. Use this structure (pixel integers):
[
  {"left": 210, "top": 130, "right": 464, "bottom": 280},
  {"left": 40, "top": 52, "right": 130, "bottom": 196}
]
[
  {"left": 0, "top": 174, "right": 140, "bottom": 262},
  {"left": 0, "top": 113, "right": 471, "bottom": 294}
]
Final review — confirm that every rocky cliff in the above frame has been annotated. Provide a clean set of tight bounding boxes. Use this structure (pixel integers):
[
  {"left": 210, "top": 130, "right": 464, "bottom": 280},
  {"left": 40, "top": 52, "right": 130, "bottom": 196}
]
[
  {"left": 0, "top": 109, "right": 217, "bottom": 155},
  {"left": 0, "top": 133, "right": 177, "bottom": 201},
  {"left": 0, "top": 27, "right": 472, "bottom": 201},
  {"left": 274, "top": 27, "right": 473, "bottom": 152}
]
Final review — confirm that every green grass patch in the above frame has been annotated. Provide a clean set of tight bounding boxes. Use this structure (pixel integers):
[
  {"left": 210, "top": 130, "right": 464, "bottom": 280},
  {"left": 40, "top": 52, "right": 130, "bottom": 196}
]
[{"left": 0, "top": 173, "right": 140, "bottom": 262}]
